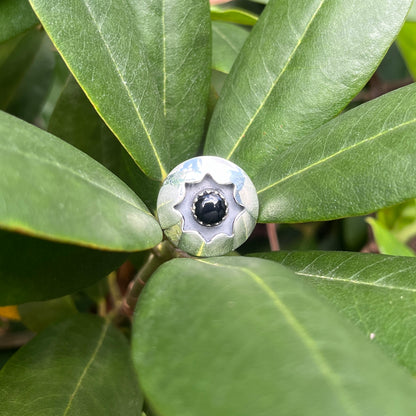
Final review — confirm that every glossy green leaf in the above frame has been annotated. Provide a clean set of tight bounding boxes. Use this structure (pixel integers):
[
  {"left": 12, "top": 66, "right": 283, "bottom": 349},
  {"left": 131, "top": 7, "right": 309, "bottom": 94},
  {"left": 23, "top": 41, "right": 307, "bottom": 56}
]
[
  {"left": 29, "top": 0, "right": 169, "bottom": 180},
  {"left": 205, "top": 0, "right": 411, "bottom": 179},
  {"left": 0, "top": 28, "right": 43, "bottom": 110},
  {"left": 0, "top": 314, "right": 143, "bottom": 415},
  {"left": 211, "top": 6, "right": 258, "bottom": 26},
  {"left": 0, "top": 111, "right": 162, "bottom": 251},
  {"left": 132, "top": 256, "right": 416, "bottom": 416},
  {"left": 366, "top": 217, "right": 415, "bottom": 256},
  {"left": 253, "top": 251, "right": 416, "bottom": 374},
  {"left": 18, "top": 296, "right": 77, "bottom": 333},
  {"left": 49, "top": 76, "right": 123, "bottom": 175},
  {"left": 407, "top": 2, "right": 416, "bottom": 21},
  {"left": 397, "top": 22, "right": 416, "bottom": 79},
  {"left": 0, "top": 228, "right": 127, "bottom": 305},
  {"left": 6, "top": 34, "right": 55, "bottom": 124},
  {"left": 212, "top": 21, "right": 249, "bottom": 74},
  {"left": 41, "top": 54, "right": 69, "bottom": 125},
  {"left": 0, "top": 0, "right": 38, "bottom": 43},
  {"left": 257, "top": 84, "right": 416, "bottom": 222},
  {"left": 48, "top": 76, "right": 160, "bottom": 211},
  {"left": 378, "top": 199, "right": 416, "bottom": 243},
  {"left": 133, "top": 0, "right": 211, "bottom": 167}
]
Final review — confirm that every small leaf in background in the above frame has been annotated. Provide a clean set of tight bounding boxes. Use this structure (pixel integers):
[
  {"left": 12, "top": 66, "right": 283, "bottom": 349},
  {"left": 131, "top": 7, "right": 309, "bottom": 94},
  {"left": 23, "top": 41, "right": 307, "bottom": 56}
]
[
  {"left": 205, "top": 0, "right": 412, "bottom": 180},
  {"left": 253, "top": 251, "right": 416, "bottom": 375},
  {"left": 210, "top": 6, "right": 258, "bottom": 26},
  {"left": 366, "top": 217, "right": 415, "bottom": 256},
  {"left": 6, "top": 35, "right": 55, "bottom": 124},
  {"left": 0, "top": 228, "right": 127, "bottom": 305},
  {"left": 0, "top": 111, "right": 162, "bottom": 251},
  {"left": 82, "top": 277, "right": 109, "bottom": 304},
  {"left": 212, "top": 21, "right": 249, "bottom": 74},
  {"left": 377, "top": 42, "right": 410, "bottom": 82},
  {"left": 18, "top": 296, "right": 78, "bottom": 333},
  {"left": 39, "top": 51, "right": 69, "bottom": 126},
  {"left": 407, "top": 1, "right": 416, "bottom": 21},
  {"left": 132, "top": 256, "right": 416, "bottom": 416},
  {"left": 48, "top": 75, "right": 161, "bottom": 211},
  {"left": 397, "top": 22, "right": 416, "bottom": 79},
  {"left": 257, "top": 83, "right": 416, "bottom": 223},
  {"left": 133, "top": 0, "right": 211, "bottom": 168},
  {"left": 0, "top": 306, "right": 20, "bottom": 321},
  {"left": 377, "top": 198, "right": 416, "bottom": 242},
  {"left": 0, "top": 315, "right": 143, "bottom": 415},
  {"left": 29, "top": 0, "right": 169, "bottom": 180},
  {"left": 48, "top": 76, "right": 123, "bottom": 176},
  {"left": 0, "top": 0, "right": 38, "bottom": 43},
  {"left": 0, "top": 28, "right": 43, "bottom": 110}
]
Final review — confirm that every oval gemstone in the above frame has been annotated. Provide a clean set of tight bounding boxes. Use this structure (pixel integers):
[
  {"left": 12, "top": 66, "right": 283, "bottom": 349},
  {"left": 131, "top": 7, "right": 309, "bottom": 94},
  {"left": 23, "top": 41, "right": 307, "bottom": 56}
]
[{"left": 193, "top": 191, "right": 227, "bottom": 226}]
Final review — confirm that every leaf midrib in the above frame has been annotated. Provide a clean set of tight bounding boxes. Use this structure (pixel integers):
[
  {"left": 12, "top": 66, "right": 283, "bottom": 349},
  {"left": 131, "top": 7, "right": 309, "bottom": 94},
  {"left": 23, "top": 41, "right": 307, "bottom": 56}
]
[
  {"left": 197, "top": 259, "right": 359, "bottom": 416},
  {"left": 29, "top": 0, "right": 167, "bottom": 179},
  {"left": 81, "top": 0, "right": 166, "bottom": 179},
  {"left": 294, "top": 271, "right": 416, "bottom": 293},
  {"left": 62, "top": 321, "right": 109, "bottom": 415},
  {"left": 258, "top": 117, "right": 416, "bottom": 194},
  {"left": 225, "top": 0, "right": 327, "bottom": 160}
]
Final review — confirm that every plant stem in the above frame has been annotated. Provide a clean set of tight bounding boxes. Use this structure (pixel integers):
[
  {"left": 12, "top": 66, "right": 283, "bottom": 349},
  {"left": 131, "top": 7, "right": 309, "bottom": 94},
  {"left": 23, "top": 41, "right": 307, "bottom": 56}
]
[
  {"left": 266, "top": 223, "right": 280, "bottom": 251},
  {"left": 124, "top": 241, "right": 174, "bottom": 314}
]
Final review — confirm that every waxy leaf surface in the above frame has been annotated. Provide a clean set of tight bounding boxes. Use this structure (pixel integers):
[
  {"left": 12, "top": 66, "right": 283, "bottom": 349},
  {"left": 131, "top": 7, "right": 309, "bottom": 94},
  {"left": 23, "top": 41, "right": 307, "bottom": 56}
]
[
  {"left": 0, "top": 0, "right": 38, "bottom": 43},
  {"left": 132, "top": 256, "right": 416, "bottom": 416},
  {"left": 134, "top": 0, "right": 211, "bottom": 167},
  {"left": 0, "top": 111, "right": 162, "bottom": 251},
  {"left": 0, "top": 229, "right": 127, "bottom": 306},
  {"left": 257, "top": 84, "right": 416, "bottom": 222},
  {"left": 0, "top": 315, "right": 143, "bottom": 415},
  {"left": 212, "top": 21, "right": 249, "bottom": 74},
  {"left": 29, "top": 0, "right": 169, "bottom": 180},
  {"left": 397, "top": 22, "right": 416, "bottom": 79},
  {"left": 49, "top": 76, "right": 160, "bottom": 210},
  {"left": 254, "top": 251, "right": 416, "bottom": 374},
  {"left": 205, "top": 0, "right": 412, "bottom": 179},
  {"left": 366, "top": 217, "right": 415, "bottom": 257}
]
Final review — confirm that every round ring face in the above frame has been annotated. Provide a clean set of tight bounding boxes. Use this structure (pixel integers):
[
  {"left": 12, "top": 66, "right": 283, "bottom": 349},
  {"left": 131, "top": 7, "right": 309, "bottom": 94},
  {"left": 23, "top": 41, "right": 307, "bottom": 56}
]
[{"left": 157, "top": 156, "right": 259, "bottom": 257}]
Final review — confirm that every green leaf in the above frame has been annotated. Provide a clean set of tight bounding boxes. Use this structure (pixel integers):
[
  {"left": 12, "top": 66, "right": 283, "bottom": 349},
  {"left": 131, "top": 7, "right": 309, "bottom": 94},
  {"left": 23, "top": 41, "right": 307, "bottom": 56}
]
[
  {"left": 48, "top": 76, "right": 123, "bottom": 175},
  {"left": 0, "top": 228, "right": 127, "bottom": 305},
  {"left": 29, "top": 0, "right": 169, "bottom": 180},
  {"left": 257, "top": 84, "right": 416, "bottom": 222},
  {"left": 0, "top": 28, "right": 43, "bottom": 110},
  {"left": 0, "top": 0, "right": 38, "bottom": 43},
  {"left": 18, "top": 296, "right": 78, "bottom": 333},
  {"left": 211, "top": 6, "right": 258, "bottom": 26},
  {"left": 0, "top": 314, "right": 143, "bottom": 415},
  {"left": 48, "top": 76, "right": 160, "bottom": 211},
  {"left": 366, "top": 217, "right": 415, "bottom": 256},
  {"left": 397, "top": 22, "right": 416, "bottom": 79},
  {"left": 212, "top": 21, "right": 249, "bottom": 74},
  {"left": 205, "top": 0, "right": 412, "bottom": 179},
  {"left": 40, "top": 54, "right": 69, "bottom": 125},
  {"left": 6, "top": 34, "right": 55, "bottom": 124},
  {"left": 407, "top": 2, "right": 416, "bottom": 21},
  {"left": 0, "top": 111, "right": 162, "bottom": 251},
  {"left": 253, "top": 251, "right": 416, "bottom": 374},
  {"left": 132, "top": 256, "right": 416, "bottom": 416},
  {"left": 378, "top": 199, "right": 416, "bottom": 243},
  {"left": 133, "top": 0, "right": 211, "bottom": 167}
]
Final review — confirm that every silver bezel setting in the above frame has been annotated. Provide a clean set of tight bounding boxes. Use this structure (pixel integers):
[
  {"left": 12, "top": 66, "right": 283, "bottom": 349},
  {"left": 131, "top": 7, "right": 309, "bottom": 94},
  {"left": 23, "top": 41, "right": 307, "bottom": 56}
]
[{"left": 157, "top": 156, "right": 259, "bottom": 257}]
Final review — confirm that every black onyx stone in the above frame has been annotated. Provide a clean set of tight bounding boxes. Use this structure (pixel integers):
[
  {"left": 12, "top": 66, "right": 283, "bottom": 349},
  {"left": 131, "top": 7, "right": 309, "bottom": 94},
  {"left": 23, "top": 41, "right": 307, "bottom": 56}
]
[{"left": 194, "top": 191, "right": 227, "bottom": 226}]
